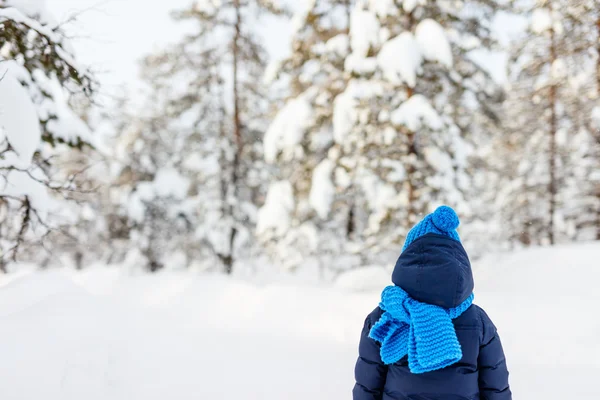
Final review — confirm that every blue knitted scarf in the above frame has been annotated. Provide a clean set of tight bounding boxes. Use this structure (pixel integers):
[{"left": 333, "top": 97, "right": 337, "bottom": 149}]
[{"left": 369, "top": 286, "right": 474, "bottom": 374}]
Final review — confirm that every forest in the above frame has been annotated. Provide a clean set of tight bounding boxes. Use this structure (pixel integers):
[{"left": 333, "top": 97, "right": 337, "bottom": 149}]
[{"left": 0, "top": 0, "right": 599, "bottom": 280}]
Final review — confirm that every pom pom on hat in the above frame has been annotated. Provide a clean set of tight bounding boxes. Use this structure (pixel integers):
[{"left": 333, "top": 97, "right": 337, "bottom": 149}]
[
  {"left": 431, "top": 206, "right": 460, "bottom": 232},
  {"left": 402, "top": 205, "right": 461, "bottom": 251}
]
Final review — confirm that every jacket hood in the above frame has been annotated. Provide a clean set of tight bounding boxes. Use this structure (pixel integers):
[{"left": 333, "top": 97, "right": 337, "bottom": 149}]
[{"left": 391, "top": 233, "right": 474, "bottom": 309}]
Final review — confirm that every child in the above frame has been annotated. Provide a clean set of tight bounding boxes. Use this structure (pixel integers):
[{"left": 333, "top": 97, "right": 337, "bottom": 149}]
[{"left": 353, "top": 206, "right": 511, "bottom": 400}]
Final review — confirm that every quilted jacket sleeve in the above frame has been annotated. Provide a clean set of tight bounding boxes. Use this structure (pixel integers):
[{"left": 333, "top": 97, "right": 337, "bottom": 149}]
[
  {"left": 478, "top": 307, "right": 512, "bottom": 400},
  {"left": 352, "top": 308, "right": 388, "bottom": 400}
]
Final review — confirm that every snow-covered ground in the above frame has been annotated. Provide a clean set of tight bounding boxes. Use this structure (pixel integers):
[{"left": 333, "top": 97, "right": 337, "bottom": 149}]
[{"left": 1, "top": 243, "right": 599, "bottom": 399}]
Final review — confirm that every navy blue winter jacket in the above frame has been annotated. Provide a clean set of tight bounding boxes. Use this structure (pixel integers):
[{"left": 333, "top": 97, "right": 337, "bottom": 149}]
[{"left": 353, "top": 234, "right": 511, "bottom": 400}]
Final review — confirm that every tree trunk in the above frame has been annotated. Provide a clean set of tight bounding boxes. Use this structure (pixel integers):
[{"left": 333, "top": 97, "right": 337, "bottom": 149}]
[
  {"left": 405, "top": 13, "right": 417, "bottom": 230},
  {"left": 406, "top": 129, "right": 417, "bottom": 229},
  {"left": 596, "top": 14, "right": 600, "bottom": 240},
  {"left": 223, "top": 0, "right": 244, "bottom": 275},
  {"left": 548, "top": 23, "right": 558, "bottom": 245},
  {"left": 345, "top": 0, "right": 352, "bottom": 34},
  {"left": 346, "top": 202, "right": 355, "bottom": 239}
]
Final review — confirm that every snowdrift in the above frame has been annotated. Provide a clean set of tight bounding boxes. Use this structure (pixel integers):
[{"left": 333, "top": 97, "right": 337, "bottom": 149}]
[{"left": 1, "top": 243, "right": 599, "bottom": 399}]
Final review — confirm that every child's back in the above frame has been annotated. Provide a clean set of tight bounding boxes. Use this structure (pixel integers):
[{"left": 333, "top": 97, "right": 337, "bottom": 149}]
[{"left": 353, "top": 207, "right": 511, "bottom": 400}]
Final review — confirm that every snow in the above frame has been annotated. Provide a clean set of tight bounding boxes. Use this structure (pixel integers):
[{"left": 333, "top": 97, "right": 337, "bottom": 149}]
[
  {"left": 335, "top": 167, "right": 351, "bottom": 189},
  {"left": 2, "top": 243, "right": 599, "bottom": 399},
  {"left": 531, "top": 8, "right": 552, "bottom": 34},
  {"left": 0, "top": 5, "right": 60, "bottom": 43},
  {"left": 357, "top": 169, "right": 401, "bottom": 231},
  {"left": 264, "top": 94, "right": 313, "bottom": 163},
  {"left": 3, "top": 0, "right": 56, "bottom": 26},
  {"left": 193, "top": 0, "right": 222, "bottom": 15},
  {"left": 335, "top": 265, "right": 390, "bottom": 292},
  {"left": 0, "top": 169, "right": 56, "bottom": 220},
  {"left": 349, "top": 7, "right": 380, "bottom": 58},
  {"left": 263, "top": 59, "right": 282, "bottom": 85},
  {"left": 333, "top": 89, "right": 357, "bottom": 144},
  {"left": 381, "top": 158, "right": 406, "bottom": 182},
  {"left": 368, "top": 0, "right": 396, "bottom": 18},
  {"left": 592, "top": 106, "right": 600, "bottom": 129},
  {"left": 550, "top": 58, "right": 567, "bottom": 79},
  {"left": 182, "top": 153, "right": 219, "bottom": 174},
  {"left": 153, "top": 167, "right": 190, "bottom": 199},
  {"left": 402, "top": 0, "right": 425, "bottom": 13},
  {"left": 378, "top": 32, "right": 423, "bottom": 88},
  {"left": 333, "top": 79, "right": 383, "bottom": 143},
  {"left": 309, "top": 159, "right": 336, "bottom": 219},
  {"left": 325, "top": 34, "right": 350, "bottom": 58},
  {"left": 424, "top": 146, "right": 453, "bottom": 172},
  {"left": 34, "top": 71, "right": 94, "bottom": 147},
  {"left": 0, "top": 67, "right": 42, "bottom": 167},
  {"left": 291, "top": 0, "right": 317, "bottom": 37},
  {"left": 256, "top": 181, "right": 295, "bottom": 236},
  {"left": 390, "top": 94, "right": 444, "bottom": 131},
  {"left": 125, "top": 168, "right": 190, "bottom": 222},
  {"left": 345, "top": 54, "right": 378, "bottom": 74},
  {"left": 415, "top": 19, "right": 453, "bottom": 68}
]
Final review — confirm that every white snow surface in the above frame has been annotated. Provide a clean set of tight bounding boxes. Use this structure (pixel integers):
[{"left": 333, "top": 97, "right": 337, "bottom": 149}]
[
  {"left": 391, "top": 94, "right": 443, "bottom": 131},
  {"left": 0, "top": 168, "right": 56, "bottom": 220},
  {"left": 415, "top": 19, "right": 453, "bottom": 68},
  {"left": 32, "top": 70, "right": 95, "bottom": 147},
  {"left": 0, "top": 5, "right": 60, "bottom": 43},
  {"left": 0, "top": 68, "right": 42, "bottom": 167},
  {"left": 345, "top": 54, "right": 378, "bottom": 75},
  {"left": 290, "top": 0, "right": 317, "bottom": 37},
  {"left": 378, "top": 32, "right": 423, "bottom": 88},
  {"left": 183, "top": 153, "right": 219, "bottom": 175},
  {"left": 531, "top": 8, "right": 552, "bottom": 34},
  {"left": 309, "top": 159, "right": 336, "bottom": 219},
  {"left": 368, "top": 0, "right": 396, "bottom": 18},
  {"left": 550, "top": 58, "right": 567, "bottom": 80},
  {"left": 592, "top": 106, "right": 600, "bottom": 129},
  {"left": 153, "top": 167, "right": 190, "bottom": 199},
  {"left": 349, "top": 7, "right": 380, "bottom": 58},
  {"left": 424, "top": 146, "right": 453, "bottom": 172},
  {"left": 333, "top": 88, "right": 357, "bottom": 143},
  {"left": 264, "top": 94, "right": 313, "bottom": 163},
  {"left": 3, "top": 0, "right": 55, "bottom": 25},
  {"left": 325, "top": 34, "right": 350, "bottom": 58},
  {"left": 263, "top": 59, "right": 282, "bottom": 85},
  {"left": 402, "top": 0, "right": 425, "bottom": 13},
  {"left": 1, "top": 243, "right": 600, "bottom": 399},
  {"left": 358, "top": 169, "right": 400, "bottom": 217},
  {"left": 335, "top": 265, "right": 391, "bottom": 292},
  {"left": 125, "top": 168, "right": 190, "bottom": 222},
  {"left": 256, "top": 181, "right": 295, "bottom": 236}
]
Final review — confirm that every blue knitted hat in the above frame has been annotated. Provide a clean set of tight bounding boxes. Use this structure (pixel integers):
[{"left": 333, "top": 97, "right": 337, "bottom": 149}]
[{"left": 403, "top": 206, "right": 460, "bottom": 251}]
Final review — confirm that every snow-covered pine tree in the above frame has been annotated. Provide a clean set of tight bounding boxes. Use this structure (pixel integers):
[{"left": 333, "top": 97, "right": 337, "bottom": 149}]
[
  {"left": 503, "top": 0, "right": 599, "bottom": 246},
  {"left": 109, "top": 95, "right": 206, "bottom": 272},
  {"left": 109, "top": 0, "right": 282, "bottom": 273},
  {"left": 258, "top": 0, "right": 357, "bottom": 273},
  {"left": 561, "top": 1, "right": 600, "bottom": 241},
  {"left": 260, "top": 0, "right": 504, "bottom": 274},
  {"left": 0, "top": 1, "right": 94, "bottom": 270}
]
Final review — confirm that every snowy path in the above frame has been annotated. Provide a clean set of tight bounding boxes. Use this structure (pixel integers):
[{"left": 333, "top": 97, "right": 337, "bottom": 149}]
[{"left": 1, "top": 243, "right": 600, "bottom": 399}]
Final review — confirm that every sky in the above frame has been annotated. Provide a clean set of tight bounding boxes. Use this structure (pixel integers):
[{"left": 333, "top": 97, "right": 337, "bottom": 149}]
[
  {"left": 47, "top": 0, "right": 293, "bottom": 99},
  {"left": 46, "top": 0, "right": 526, "bottom": 104}
]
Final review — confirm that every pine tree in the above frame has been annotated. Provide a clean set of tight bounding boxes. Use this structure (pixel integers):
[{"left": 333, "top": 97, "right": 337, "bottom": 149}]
[
  {"left": 260, "top": 0, "right": 504, "bottom": 273},
  {"left": 503, "top": 0, "right": 600, "bottom": 246},
  {"left": 0, "top": 2, "right": 94, "bottom": 269},
  {"left": 109, "top": 0, "right": 282, "bottom": 273},
  {"left": 259, "top": 0, "right": 357, "bottom": 273},
  {"left": 566, "top": 1, "right": 600, "bottom": 241}
]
